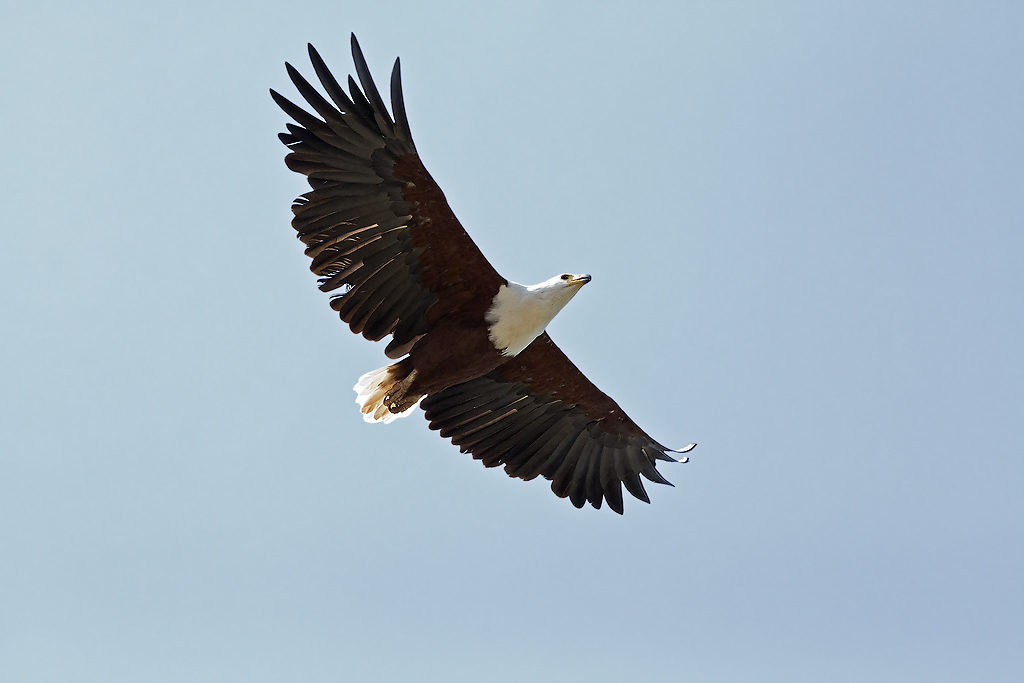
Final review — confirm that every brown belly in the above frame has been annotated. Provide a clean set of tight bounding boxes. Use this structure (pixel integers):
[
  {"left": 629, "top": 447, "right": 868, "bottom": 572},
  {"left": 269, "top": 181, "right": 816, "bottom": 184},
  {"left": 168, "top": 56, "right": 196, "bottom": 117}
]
[{"left": 406, "top": 319, "right": 506, "bottom": 396}]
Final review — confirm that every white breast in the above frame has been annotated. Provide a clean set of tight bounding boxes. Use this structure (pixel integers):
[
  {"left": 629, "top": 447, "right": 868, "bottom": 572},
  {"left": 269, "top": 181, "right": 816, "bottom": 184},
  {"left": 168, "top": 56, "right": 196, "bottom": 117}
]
[{"left": 485, "top": 279, "right": 581, "bottom": 356}]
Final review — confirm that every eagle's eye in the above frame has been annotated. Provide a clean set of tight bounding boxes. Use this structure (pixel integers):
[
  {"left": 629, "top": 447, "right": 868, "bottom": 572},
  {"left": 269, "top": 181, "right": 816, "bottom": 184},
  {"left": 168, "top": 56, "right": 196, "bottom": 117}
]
[{"left": 560, "top": 274, "right": 571, "bottom": 280}]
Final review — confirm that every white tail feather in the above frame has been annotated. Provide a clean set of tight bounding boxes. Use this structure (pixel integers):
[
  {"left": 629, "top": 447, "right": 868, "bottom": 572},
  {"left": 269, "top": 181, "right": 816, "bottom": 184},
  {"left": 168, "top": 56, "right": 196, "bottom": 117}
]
[{"left": 353, "top": 365, "right": 420, "bottom": 424}]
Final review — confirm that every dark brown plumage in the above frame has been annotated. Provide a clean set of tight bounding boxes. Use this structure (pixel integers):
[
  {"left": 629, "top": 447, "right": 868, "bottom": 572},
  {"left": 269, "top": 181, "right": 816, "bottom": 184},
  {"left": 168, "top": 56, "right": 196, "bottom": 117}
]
[{"left": 272, "top": 35, "right": 695, "bottom": 513}]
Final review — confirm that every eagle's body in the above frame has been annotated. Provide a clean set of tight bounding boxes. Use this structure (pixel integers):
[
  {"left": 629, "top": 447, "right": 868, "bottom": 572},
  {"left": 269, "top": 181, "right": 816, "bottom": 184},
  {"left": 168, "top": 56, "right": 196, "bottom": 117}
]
[
  {"left": 272, "top": 36, "right": 695, "bottom": 513},
  {"left": 356, "top": 273, "right": 593, "bottom": 422}
]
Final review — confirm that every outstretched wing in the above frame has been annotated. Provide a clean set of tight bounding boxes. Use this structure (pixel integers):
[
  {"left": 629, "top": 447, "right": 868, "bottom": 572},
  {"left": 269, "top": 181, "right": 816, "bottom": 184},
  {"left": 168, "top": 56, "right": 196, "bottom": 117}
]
[
  {"left": 421, "top": 334, "right": 695, "bottom": 514},
  {"left": 271, "top": 35, "right": 505, "bottom": 358}
]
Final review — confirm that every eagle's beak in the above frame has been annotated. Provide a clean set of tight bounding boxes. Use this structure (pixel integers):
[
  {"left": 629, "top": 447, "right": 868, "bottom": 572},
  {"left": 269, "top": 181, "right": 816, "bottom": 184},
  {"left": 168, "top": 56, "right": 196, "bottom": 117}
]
[{"left": 575, "top": 274, "right": 592, "bottom": 286}]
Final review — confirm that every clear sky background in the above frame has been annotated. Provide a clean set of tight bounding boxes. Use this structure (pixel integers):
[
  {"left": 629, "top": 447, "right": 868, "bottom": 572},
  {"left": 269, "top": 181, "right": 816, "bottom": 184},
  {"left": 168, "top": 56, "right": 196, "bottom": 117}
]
[{"left": 2, "top": 2, "right": 1022, "bottom": 681}]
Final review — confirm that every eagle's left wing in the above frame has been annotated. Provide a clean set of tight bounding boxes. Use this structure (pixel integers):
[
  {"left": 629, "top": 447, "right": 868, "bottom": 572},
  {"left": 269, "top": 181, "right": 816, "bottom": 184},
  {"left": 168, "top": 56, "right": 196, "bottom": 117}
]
[{"left": 421, "top": 334, "right": 695, "bottom": 514}]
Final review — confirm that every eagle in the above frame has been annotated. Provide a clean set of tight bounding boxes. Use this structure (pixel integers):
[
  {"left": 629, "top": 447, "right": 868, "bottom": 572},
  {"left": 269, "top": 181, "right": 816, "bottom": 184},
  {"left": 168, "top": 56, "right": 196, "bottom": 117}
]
[{"left": 271, "top": 35, "right": 696, "bottom": 514}]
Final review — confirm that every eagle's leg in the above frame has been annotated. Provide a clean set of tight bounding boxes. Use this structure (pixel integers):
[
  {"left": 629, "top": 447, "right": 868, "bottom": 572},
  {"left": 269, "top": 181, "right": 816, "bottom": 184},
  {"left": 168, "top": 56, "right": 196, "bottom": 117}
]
[{"left": 353, "top": 360, "right": 422, "bottom": 423}]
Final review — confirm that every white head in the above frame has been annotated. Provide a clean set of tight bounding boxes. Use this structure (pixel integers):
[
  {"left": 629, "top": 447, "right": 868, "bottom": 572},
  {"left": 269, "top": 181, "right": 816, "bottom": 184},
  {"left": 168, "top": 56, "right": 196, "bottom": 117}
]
[
  {"left": 485, "top": 273, "right": 592, "bottom": 356},
  {"left": 526, "top": 272, "right": 592, "bottom": 302}
]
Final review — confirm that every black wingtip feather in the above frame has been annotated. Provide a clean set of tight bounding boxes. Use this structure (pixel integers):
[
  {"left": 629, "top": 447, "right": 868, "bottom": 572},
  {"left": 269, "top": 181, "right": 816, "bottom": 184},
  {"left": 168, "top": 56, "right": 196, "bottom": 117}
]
[
  {"left": 349, "top": 33, "right": 394, "bottom": 130},
  {"left": 621, "top": 472, "right": 650, "bottom": 505},
  {"left": 308, "top": 44, "right": 360, "bottom": 117},
  {"left": 390, "top": 57, "right": 413, "bottom": 143}
]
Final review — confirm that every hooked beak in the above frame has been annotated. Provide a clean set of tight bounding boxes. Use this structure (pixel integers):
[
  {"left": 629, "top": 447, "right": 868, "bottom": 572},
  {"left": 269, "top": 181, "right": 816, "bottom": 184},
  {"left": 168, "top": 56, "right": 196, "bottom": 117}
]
[{"left": 574, "top": 274, "right": 592, "bottom": 286}]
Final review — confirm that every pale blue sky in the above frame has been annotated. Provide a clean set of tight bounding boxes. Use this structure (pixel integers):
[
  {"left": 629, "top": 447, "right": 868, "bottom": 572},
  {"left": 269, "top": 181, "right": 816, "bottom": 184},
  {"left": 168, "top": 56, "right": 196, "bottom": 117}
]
[{"left": 2, "top": 2, "right": 1022, "bottom": 681}]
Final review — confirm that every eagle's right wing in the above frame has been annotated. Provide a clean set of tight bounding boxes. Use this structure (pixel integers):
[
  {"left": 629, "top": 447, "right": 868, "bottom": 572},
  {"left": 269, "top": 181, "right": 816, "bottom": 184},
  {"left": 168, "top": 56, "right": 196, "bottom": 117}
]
[{"left": 271, "top": 36, "right": 505, "bottom": 359}]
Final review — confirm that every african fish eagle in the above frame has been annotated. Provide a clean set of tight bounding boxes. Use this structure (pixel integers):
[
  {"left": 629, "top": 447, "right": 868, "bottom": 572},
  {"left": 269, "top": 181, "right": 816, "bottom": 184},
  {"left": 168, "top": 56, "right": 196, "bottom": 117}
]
[{"left": 271, "top": 35, "right": 696, "bottom": 514}]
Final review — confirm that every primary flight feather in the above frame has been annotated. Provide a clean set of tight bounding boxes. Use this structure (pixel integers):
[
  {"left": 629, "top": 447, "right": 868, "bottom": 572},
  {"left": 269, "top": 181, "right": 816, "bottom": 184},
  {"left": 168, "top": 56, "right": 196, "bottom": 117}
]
[{"left": 271, "top": 35, "right": 695, "bottom": 514}]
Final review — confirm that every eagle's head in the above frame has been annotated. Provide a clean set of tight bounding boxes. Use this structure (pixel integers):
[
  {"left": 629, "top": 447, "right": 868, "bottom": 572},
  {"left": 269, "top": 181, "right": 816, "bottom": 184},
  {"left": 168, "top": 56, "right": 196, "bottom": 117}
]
[
  {"left": 553, "top": 272, "right": 592, "bottom": 288},
  {"left": 533, "top": 272, "right": 591, "bottom": 306},
  {"left": 485, "top": 273, "right": 592, "bottom": 356}
]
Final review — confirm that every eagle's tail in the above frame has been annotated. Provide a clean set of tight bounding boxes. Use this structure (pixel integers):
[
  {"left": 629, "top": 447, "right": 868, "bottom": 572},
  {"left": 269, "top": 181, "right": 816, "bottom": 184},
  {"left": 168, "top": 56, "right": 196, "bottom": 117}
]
[{"left": 353, "top": 361, "right": 422, "bottom": 423}]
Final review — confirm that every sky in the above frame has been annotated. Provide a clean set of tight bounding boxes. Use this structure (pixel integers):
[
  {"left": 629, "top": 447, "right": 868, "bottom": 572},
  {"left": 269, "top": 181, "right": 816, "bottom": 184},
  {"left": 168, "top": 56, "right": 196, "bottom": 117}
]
[{"left": 2, "top": 1, "right": 1022, "bottom": 681}]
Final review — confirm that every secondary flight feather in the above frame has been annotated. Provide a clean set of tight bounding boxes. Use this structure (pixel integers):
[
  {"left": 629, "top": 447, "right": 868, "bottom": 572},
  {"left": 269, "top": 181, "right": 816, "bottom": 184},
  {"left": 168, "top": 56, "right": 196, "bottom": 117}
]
[{"left": 271, "top": 35, "right": 695, "bottom": 514}]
